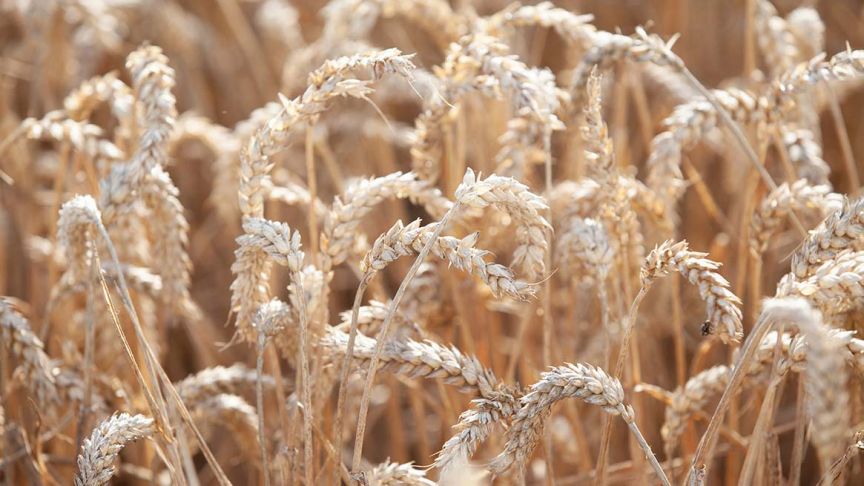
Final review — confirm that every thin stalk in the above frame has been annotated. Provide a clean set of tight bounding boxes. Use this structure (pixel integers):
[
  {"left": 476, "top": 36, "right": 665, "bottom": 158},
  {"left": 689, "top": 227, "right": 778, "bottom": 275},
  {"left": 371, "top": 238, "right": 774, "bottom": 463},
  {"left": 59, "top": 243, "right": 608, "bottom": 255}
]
[
  {"left": 671, "top": 274, "right": 686, "bottom": 387},
  {"left": 596, "top": 285, "right": 650, "bottom": 485},
  {"left": 290, "top": 271, "right": 313, "bottom": 486},
  {"left": 351, "top": 204, "right": 460, "bottom": 472},
  {"left": 76, "top": 252, "right": 97, "bottom": 452},
  {"left": 264, "top": 350, "right": 291, "bottom": 482},
  {"left": 306, "top": 127, "right": 320, "bottom": 266},
  {"left": 598, "top": 278, "right": 611, "bottom": 368},
  {"left": 688, "top": 308, "right": 777, "bottom": 481},
  {"left": 98, "top": 265, "right": 187, "bottom": 486},
  {"left": 333, "top": 273, "right": 371, "bottom": 484},
  {"left": 542, "top": 128, "right": 555, "bottom": 486},
  {"left": 827, "top": 86, "right": 859, "bottom": 195},
  {"left": 738, "top": 375, "right": 783, "bottom": 484},
  {"left": 505, "top": 304, "right": 535, "bottom": 382},
  {"left": 256, "top": 336, "right": 271, "bottom": 486},
  {"left": 94, "top": 224, "right": 231, "bottom": 486},
  {"left": 787, "top": 377, "right": 809, "bottom": 486},
  {"left": 624, "top": 417, "right": 672, "bottom": 486}
]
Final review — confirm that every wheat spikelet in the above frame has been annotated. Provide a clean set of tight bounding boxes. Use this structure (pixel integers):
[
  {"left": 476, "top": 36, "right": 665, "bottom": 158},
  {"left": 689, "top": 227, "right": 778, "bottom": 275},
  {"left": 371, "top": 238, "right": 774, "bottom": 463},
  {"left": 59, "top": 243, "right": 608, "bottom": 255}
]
[
  {"left": 567, "top": 29, "right": 684, "bottom": 112},
  {"left": 239, "top": 49, "right": 416, "bottom": 219},
  {"left": 751, "top": 179, "right": 840, "bottom": 254},
  {"left": 20, "top": 111, "right": 124, "bottom": 165},
  {"left": 580, "top": 69, "right": 648, "bottom": 276},
  {"left": 363, "top": 219, "right": 535, "bottom": 300},
  {"left": 169, "top": 113, "right": 239, "bottom": 163},
  {"left": 752, "top": 299, "right": 851, "bottom": 472},
  {"left": 643, "top": 240, "right": 743, "bottom": 342},
  {"left": 377, "top": 0, "right": 467, "bottom": 48},
  {"left": 640, "top": 63, "right": 700, "bottom": 103},
  {"left": 322, "top": 171, "right": 451, "bottom": 271},
  {"left": 555, "top": 217, "right": 614, "bottom": 283},
  {"left": 549, "top": 179, "right": 603, "bottom": 226},
  {"left": 95, "top": 45, "right": 192, "bottom": 312},
  {"left": 336, "top": 300, "right": 407, "bottom": 337},
  {"left": 256, "top": 0, "right": 305, "bottom": 63},
  {"left": 322, "top": 328, "right": 502, "bottom": 396},
  {"left": 790, "top": 197, "right": 864, "bottom": 279},
  {"left": 494, "top": 112, "right": 551, "bottom": 180},
  {"left": 0, "top": 299, "right": 59, "bottom": 405},
  {"left": 755, "top": 0, "right": 802, "bottom": 77},
  {"left": 435, "top": 391, "right": 520, "bottom": 476},
  {"left": 780, "top": 251, "right": 864, "bottom": 320},
  {"left": 787, "top": 7, "right": 825, "bottom": 59},
  {"left": 176, "top": 364, "right": 274, "bottom": 404},
  {"left": 484, "top": 1, "right": 596, "bottom": 45},
  {"left": 410, "top": 34, "right": 563, "bottom": 183},
  {"left": 122, "top": 44, "right": 177, "bottom": 180},
  {"left": 456, "top": 168, "right": 551, "bottom": 280},
  {"left": 489, "top": 363, "right": 633, "bottom": 476},
  {"left": 141, "top": 166, "right": 191, "bottom": 311},
  {"left": 74, "top": 412, "right": 155, "bottom": 486},
  {"left": 661, "top": 365, "right": 731, "bottom": 457},
  {"left": 229, "top": 217, "right": 302, "bottom": 341},
  {"left": 789, "top": 299, "right": 851, "bottom": 471},
  {"left": 57, "top": 195, "right": 102, "bottom": 286},
  {"left": 781, "top": 128, "right": 832, "bottom": 185},
  {"left": 778, "top": 48, "right": 864, "bottom": 96},
  {"left": 646, "top": 87, "right": 768, "bottom": 209},
  {"left": 191, "top": 393, "right": 260, "bottom": 457},
  {"left": 582, "top": 69, "right": 615, "bottom": 181},
  {"left": 63, "top": 72, "right": 134, "bottom": 123},
  {"left": 661, "top": 327, "right": 863, "bottom": 456},
  {"left": 364, "top": 459, "right": 437, "bottom": 486}
]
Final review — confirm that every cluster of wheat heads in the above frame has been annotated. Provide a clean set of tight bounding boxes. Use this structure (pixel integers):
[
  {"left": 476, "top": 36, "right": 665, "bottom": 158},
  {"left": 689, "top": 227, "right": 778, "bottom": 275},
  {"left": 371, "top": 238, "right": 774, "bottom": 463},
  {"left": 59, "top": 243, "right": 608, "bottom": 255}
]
[{"left": 3, "top": 0, "right": 864, "bottom": 484}]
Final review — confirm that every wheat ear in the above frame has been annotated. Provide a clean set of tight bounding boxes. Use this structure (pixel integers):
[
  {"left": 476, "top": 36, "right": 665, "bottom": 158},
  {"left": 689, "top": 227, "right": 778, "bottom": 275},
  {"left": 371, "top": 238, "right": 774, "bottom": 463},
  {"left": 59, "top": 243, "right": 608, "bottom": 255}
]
[
  {"left": 489, "top": 363, "right": 670, "bottom": 485},
  {"left": 0, "top": 299, "right": 59, "bottom": 406},
  {"left": 74, "top": 412, "right": 155, "bottom": 486},
  {"left": 363, "top": 459, "right": 436, "bottom": 486},
  {"left": 643, "top": 240, "right": 743, "bottom": 342}
]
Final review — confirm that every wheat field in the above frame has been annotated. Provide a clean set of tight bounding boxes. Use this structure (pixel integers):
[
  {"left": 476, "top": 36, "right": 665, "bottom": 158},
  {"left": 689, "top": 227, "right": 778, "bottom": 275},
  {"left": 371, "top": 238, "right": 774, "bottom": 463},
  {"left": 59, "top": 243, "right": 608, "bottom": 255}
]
[{"left": 1, "top": 0, "right": 864, "bottom": 484}]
